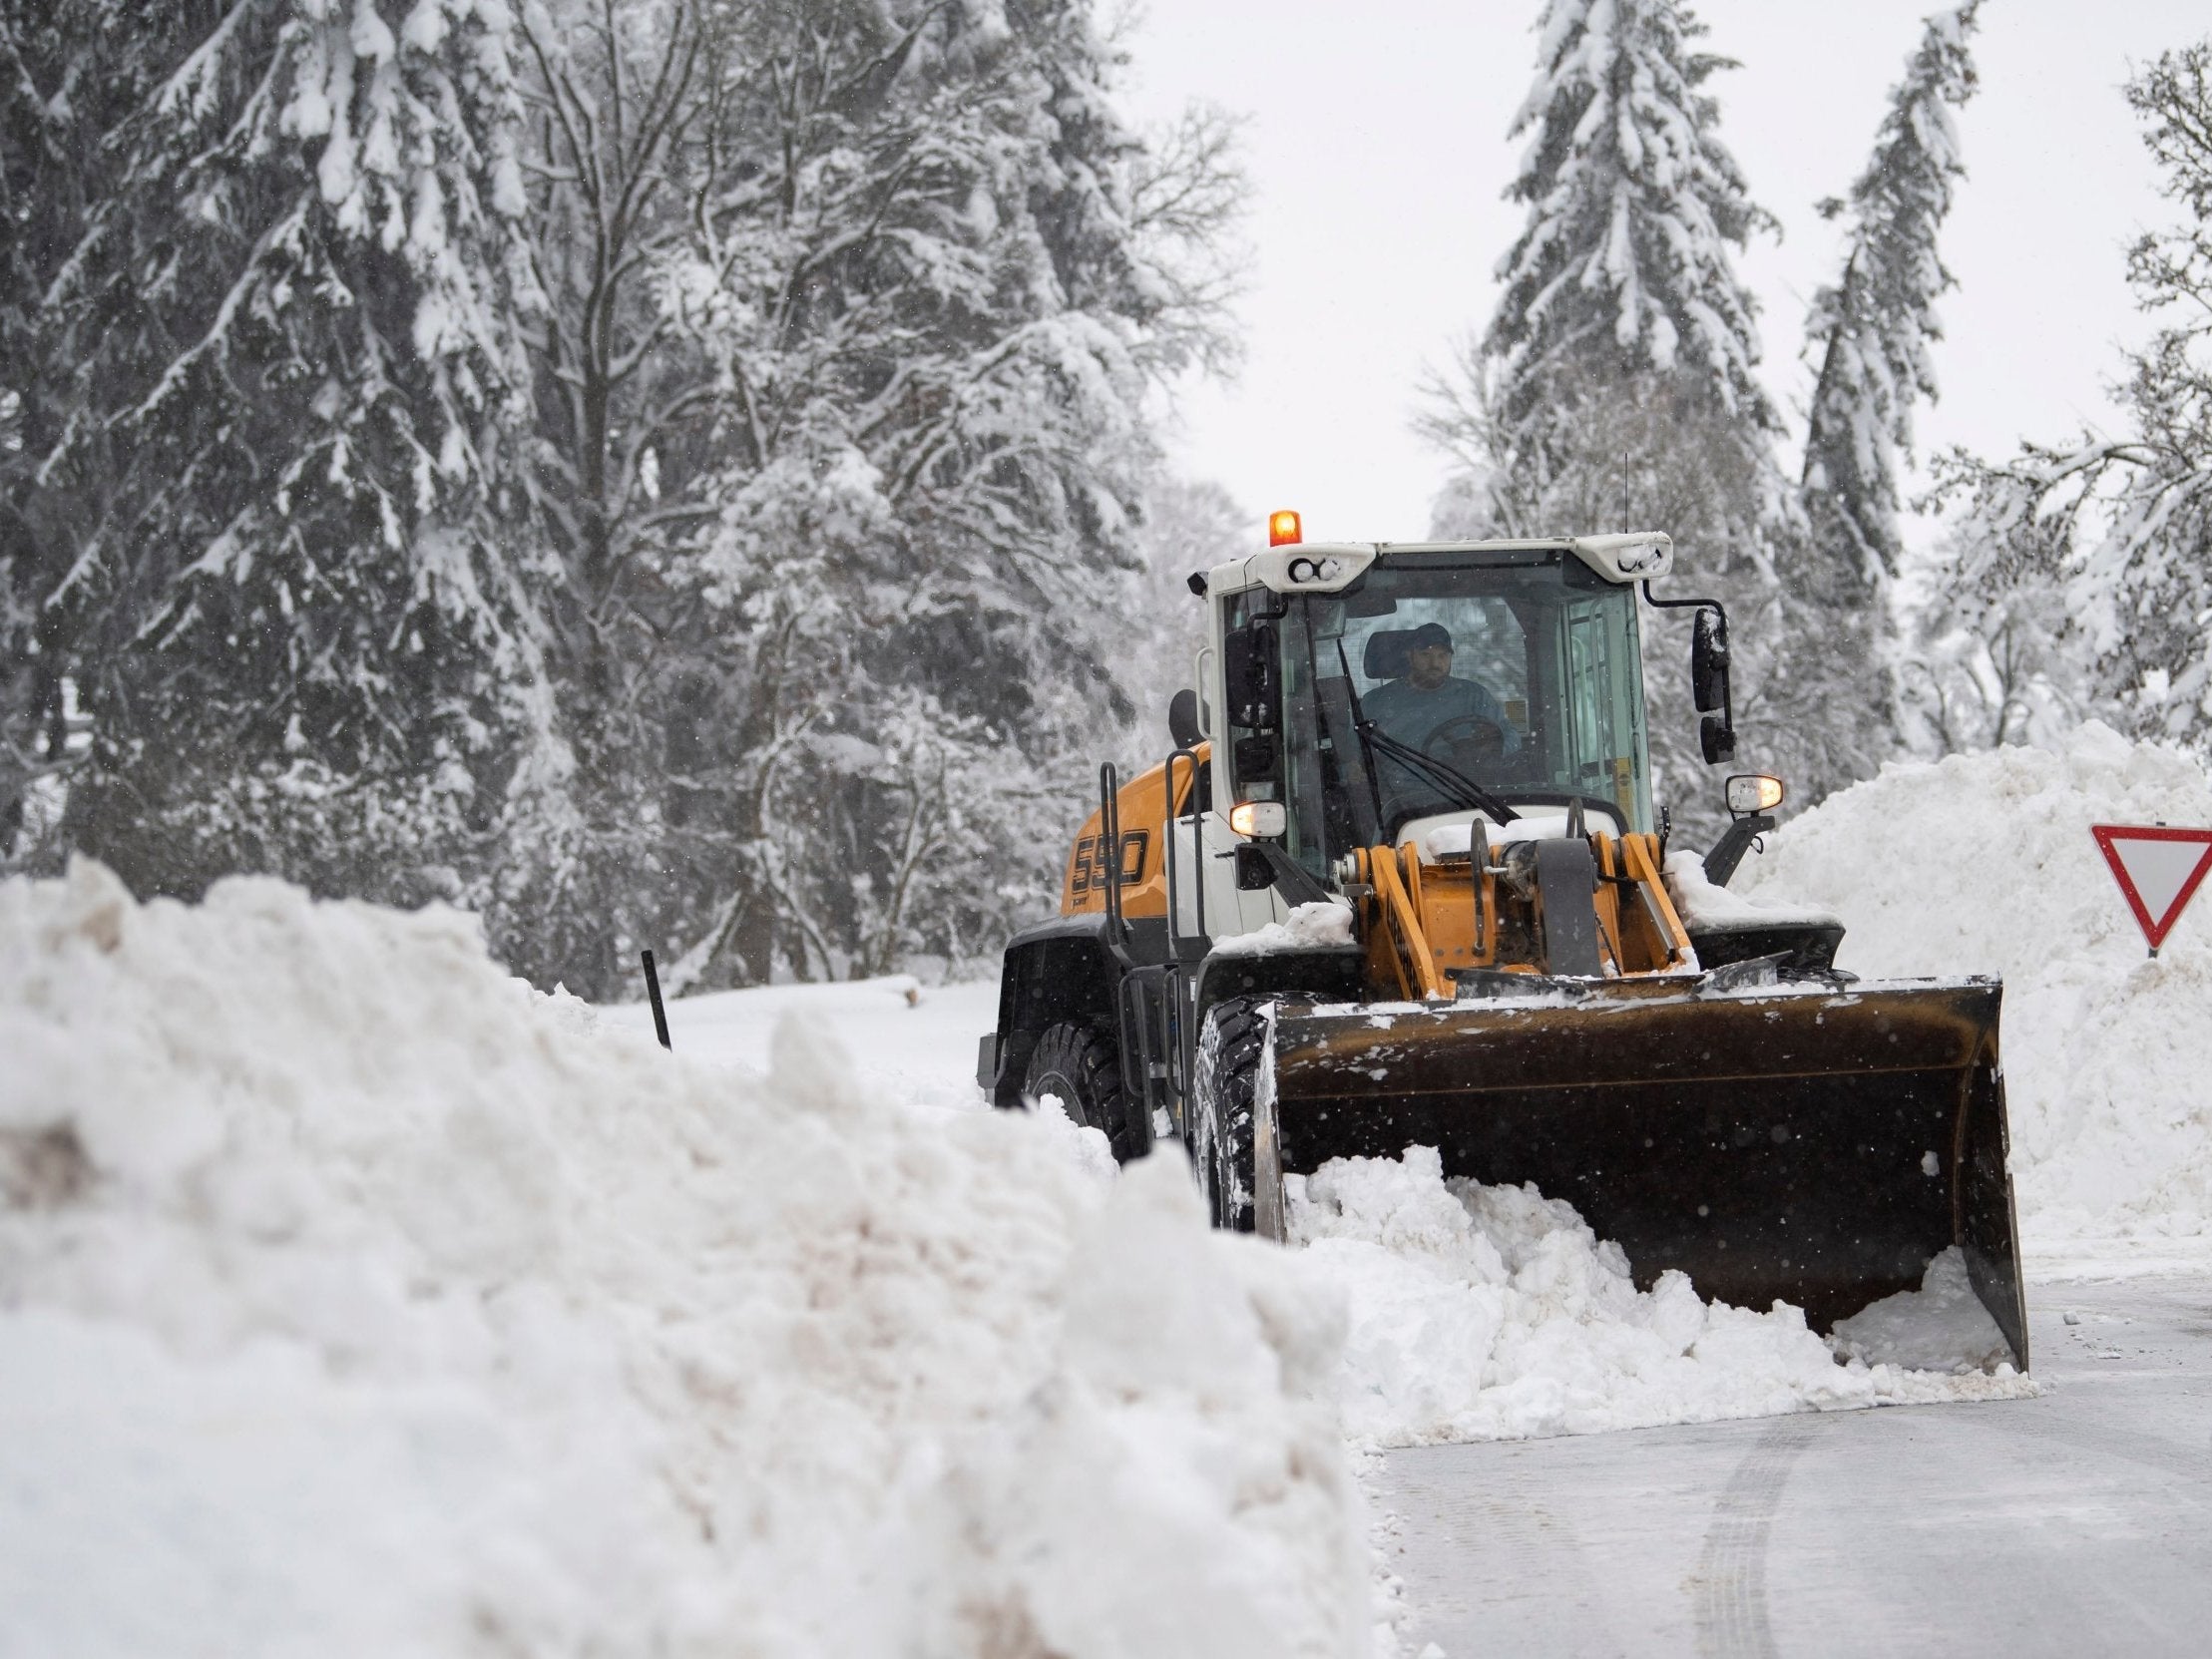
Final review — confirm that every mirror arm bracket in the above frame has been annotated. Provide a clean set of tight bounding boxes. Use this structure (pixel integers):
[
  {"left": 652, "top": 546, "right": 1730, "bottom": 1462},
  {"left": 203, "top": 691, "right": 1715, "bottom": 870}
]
[{"left": 1639, "top": 580, "right": 1730, "bottom": 623}]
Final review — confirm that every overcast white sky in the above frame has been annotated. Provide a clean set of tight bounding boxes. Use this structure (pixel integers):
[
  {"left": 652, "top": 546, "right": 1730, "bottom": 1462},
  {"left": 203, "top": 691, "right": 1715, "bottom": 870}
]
[{"left": 1117, "top": 0, "right": 2208, "bottom": 548}]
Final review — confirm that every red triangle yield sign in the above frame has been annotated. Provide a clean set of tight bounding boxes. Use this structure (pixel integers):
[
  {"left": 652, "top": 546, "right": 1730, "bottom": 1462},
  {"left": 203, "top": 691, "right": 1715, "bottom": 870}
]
[{"left": 2091, "top": 824, "right": 2212, "bottom": 951}]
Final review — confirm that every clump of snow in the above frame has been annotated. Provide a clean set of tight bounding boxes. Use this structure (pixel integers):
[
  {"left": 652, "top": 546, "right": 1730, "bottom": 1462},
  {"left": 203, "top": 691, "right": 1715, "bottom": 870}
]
[
  {"left": 0, "top": 862, "right": 1366, "bottom": 1659},
  {"left": 1287, "top": 1147, "right": 2032, "bottom": 1450},
  {"left": 1663, "top": 847, "right": 1840, "bottom": 930},
  {"left": 1030, "top": 1092, "right": 1123, "bottom": 1186},
  {"left": 1827, "top": 1247, "right": 2014, "bottom": 1373},
  {"left": 1211, "top": 898, "right": 1357, "bottom": 956},
  {"left": 1490, "top": 811, "right": 1575, "bottom": 845},
  {"left": 1416, "top": 822, "right": 1483, "bottom": 864},
  {"left": 1734, "top": 723, "right": 2212, "bottom": 1244},
  {"left": 1403, "top": 810, "right": 1628, "bottom": 866}
]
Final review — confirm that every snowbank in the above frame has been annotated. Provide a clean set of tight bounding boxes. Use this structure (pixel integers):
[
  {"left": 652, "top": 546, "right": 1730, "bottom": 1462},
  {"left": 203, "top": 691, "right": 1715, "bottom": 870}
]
[
  {"left": 1734, "top": 724, "right": 2212, "bottom": 1244},
  {"left": 0, "top": 863, "right": 1366, "bottom": 1659},
  {"left": 1286, "top": 1148, "right": 2030, "bottom": 1450}
]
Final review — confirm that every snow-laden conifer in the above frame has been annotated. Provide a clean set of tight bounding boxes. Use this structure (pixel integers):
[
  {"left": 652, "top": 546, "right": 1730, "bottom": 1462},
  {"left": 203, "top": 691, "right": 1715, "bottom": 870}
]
[
  {"left": 0, "top": 0, "right": 105, "bottom": 859},
  {"left": 1433, "top": 0, "right": 1784, "bottom": 839},
  {"left": 2071, "top": 43, "right": 2212, "bottom": 751},
  {"left": 23, "top": 0, "right": 547, "bottom": 903},
  {"left": 1487, "top": 0, "right": 1778, "bottom": 452},
  {"left": 1800, "top": 4, "right": 1980, "bottom": 594},
  {"left": 1772, "top": 4, "right": 1980, "bottom": 799}
]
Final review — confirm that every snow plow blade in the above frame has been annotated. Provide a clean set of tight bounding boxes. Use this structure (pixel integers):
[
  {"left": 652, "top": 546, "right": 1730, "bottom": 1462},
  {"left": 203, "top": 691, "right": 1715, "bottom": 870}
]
[{"left": 1260, "top": 977, "right": 2027, "bottom": 1369}]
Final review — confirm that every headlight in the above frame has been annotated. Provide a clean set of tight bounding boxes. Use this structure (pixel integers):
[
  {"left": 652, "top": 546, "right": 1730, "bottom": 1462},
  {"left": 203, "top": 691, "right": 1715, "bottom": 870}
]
[
  {"left": 1724, "top": 773, "right": 1785, "bottom": 817},
  {"left": 1229, "top": 800, "right": 1287, "bottom": 838}
]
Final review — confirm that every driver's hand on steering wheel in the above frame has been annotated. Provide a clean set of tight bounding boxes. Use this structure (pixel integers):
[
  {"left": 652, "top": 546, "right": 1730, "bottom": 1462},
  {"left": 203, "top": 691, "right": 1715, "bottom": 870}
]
[{"left": 1429, "top": 714, "right": 1507, "bottom": 773}]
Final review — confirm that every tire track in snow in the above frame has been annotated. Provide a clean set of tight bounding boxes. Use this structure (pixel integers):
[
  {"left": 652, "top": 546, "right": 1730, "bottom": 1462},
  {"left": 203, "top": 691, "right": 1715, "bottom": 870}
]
[{"left": 1693, "top": 1415, "right": 1817, "bottom": 1659}]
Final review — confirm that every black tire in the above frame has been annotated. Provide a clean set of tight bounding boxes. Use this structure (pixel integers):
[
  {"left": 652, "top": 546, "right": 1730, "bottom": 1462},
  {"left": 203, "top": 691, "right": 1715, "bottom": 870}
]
[
  {"left": 1022, "top": 1022, "right": 1133, "bottom": 1163},
  {"left": 1192, "top": 997, "right": 1268, "bottom": 1232}
]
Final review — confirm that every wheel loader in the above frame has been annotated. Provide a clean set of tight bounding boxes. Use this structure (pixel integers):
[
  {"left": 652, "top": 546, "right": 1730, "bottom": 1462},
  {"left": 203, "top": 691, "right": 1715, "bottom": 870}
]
[{"left": 979, "top": 523, "right": 2028, "bottom": 1369}]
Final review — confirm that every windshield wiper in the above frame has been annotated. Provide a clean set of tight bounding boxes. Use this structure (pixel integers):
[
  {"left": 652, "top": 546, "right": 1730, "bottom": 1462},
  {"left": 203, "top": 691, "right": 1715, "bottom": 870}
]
[
  {"left": 1326, "top": 637, "right": 1390, "bottom": 833},
  {"left": 1332, "top": 640, "right": 1520, "bottom": 826}
]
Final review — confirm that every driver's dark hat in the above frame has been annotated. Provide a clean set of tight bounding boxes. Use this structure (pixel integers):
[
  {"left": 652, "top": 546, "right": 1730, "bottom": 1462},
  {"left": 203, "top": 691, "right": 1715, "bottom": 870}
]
[{"left": 1407, "top": 622, "right": 1454, "bottom": 650}]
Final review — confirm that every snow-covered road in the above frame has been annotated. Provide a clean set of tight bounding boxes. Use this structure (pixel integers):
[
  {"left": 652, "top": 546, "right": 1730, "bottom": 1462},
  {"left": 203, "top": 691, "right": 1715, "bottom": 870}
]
[{"left": 1376, "top": 1270, "right": 2212, "bottom": 1657}]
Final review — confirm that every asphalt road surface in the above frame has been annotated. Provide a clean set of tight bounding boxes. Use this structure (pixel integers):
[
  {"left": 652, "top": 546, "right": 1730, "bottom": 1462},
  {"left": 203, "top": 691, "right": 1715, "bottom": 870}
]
[{"left": 1376, "top": 1272, "right": 2212, "bottom": 1657}]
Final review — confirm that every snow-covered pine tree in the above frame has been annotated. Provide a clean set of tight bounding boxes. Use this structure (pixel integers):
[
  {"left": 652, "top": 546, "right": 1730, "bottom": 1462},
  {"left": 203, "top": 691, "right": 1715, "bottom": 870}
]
[
  {"left": 32, "top": 0, "right": 548, "bottom": 906},
  {"left": 1787, "top": 3, "right": 1980, "bottom": 789},
  {"left": 1801, "top": 4, "right": 1979, "bottom": 595},
  {"left": 2, "top": 1, "right": 80, "bottom": 858},
  {"left": 689, "top": 0, "right": 1243, "bottom": 989},
  {"left": 1436, "top": 0, "right": 1783, "bottom": 838},
  {"left": 1485, "top": 0, "right": 1777, "bottom": 461},
  {"left": 1, "top": 0, "right": 190, "bottom": 862}
]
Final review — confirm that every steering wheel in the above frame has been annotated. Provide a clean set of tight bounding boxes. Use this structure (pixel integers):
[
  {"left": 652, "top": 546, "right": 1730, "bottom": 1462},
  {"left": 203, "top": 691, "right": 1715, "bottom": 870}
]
[{"left": 1425, "top": 713, "right": 1507, "bottom": 772}]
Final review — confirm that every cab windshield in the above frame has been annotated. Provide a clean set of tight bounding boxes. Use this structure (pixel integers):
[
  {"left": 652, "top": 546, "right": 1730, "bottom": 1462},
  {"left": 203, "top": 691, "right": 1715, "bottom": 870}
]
[{"left": 1228, "top": 550, "right": 1655, "bottom": 873}]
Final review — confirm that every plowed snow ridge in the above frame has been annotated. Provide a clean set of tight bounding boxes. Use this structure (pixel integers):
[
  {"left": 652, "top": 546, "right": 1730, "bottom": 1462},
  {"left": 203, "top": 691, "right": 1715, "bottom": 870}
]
[
  {"left": 1287, "top": 1149, "right": 2031, "bottom": 1452},
  {"left": 0, "top": 864, "right": 1363, "bottom": 1659}
]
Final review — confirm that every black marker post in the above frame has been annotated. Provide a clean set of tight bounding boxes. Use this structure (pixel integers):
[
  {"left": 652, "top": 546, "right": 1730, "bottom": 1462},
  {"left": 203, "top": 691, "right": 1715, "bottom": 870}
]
[{"left": 641, "top": 950, "right": 672, "bottom": 1049}]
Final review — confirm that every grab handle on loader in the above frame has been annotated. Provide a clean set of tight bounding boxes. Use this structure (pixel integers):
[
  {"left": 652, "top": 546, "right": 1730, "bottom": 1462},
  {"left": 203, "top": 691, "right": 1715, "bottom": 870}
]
[
  {"left": 1163, "top": 746, "right": 1207, "bottom": 962},
  {"left": 1100, "top": 763, "right": 1133, "bottom": 968}
]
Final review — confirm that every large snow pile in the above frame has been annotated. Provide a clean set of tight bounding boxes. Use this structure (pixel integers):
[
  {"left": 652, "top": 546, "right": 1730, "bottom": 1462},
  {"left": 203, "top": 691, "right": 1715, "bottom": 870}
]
[
  {"left": 0, "top": 863, "right": 1366, "bottom": 1659},
  {"left": 1734, "top": 722, "right": 2212, "bottom": 1244},
  {"left": 1288, "top": 1148, "right": 2030, "bottom": 1450}
]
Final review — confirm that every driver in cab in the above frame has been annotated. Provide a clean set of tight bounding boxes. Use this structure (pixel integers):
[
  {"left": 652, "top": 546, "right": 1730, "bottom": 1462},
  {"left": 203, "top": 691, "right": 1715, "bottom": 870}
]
[{"left": 1364, "top": 622, "right": 1520, "bottom": 770}]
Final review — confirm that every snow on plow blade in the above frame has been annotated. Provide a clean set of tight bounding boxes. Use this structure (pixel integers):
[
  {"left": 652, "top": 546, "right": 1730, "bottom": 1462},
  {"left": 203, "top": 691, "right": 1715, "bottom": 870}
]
[{"left": 1261, "top": 978, "right": 2027, "bottom": 1369}]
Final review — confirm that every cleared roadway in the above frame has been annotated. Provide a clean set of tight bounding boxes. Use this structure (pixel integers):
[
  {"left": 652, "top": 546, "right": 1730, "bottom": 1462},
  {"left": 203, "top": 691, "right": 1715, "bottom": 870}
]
[{"left": 1376, "top": 1272, "right": 2212, "bottom": 1657}]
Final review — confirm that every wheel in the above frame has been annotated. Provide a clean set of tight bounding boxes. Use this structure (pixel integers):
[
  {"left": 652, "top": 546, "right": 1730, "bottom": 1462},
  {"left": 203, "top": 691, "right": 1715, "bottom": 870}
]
[
  {"left": 1022, "top": 1023, "right": 1133, "bottom": 1163},
  {"left": 1191, "top": 997, "right": 1268, "bottom": 1232}
]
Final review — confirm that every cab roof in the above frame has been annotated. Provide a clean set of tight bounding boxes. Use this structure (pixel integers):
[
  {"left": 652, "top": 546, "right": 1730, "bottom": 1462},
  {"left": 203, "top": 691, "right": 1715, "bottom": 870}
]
[{"left": 1206, "top": 532, "right": 1672, "bottom": 599}]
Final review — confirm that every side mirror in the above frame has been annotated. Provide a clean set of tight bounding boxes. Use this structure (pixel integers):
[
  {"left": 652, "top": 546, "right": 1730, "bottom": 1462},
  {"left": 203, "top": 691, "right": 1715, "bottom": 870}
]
[
  {"left": 1222, "top": 622, "right": 1279, "bottom": 731},
  {"left": 1168, "top": 687, "right": 1202, "bottom": 749},
  {"left": 1690, "top": 609, "right": 1730, "bottom": 713},
  {"left": 1690, "top": 608, "right": 1736, "bottom": 764}
]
